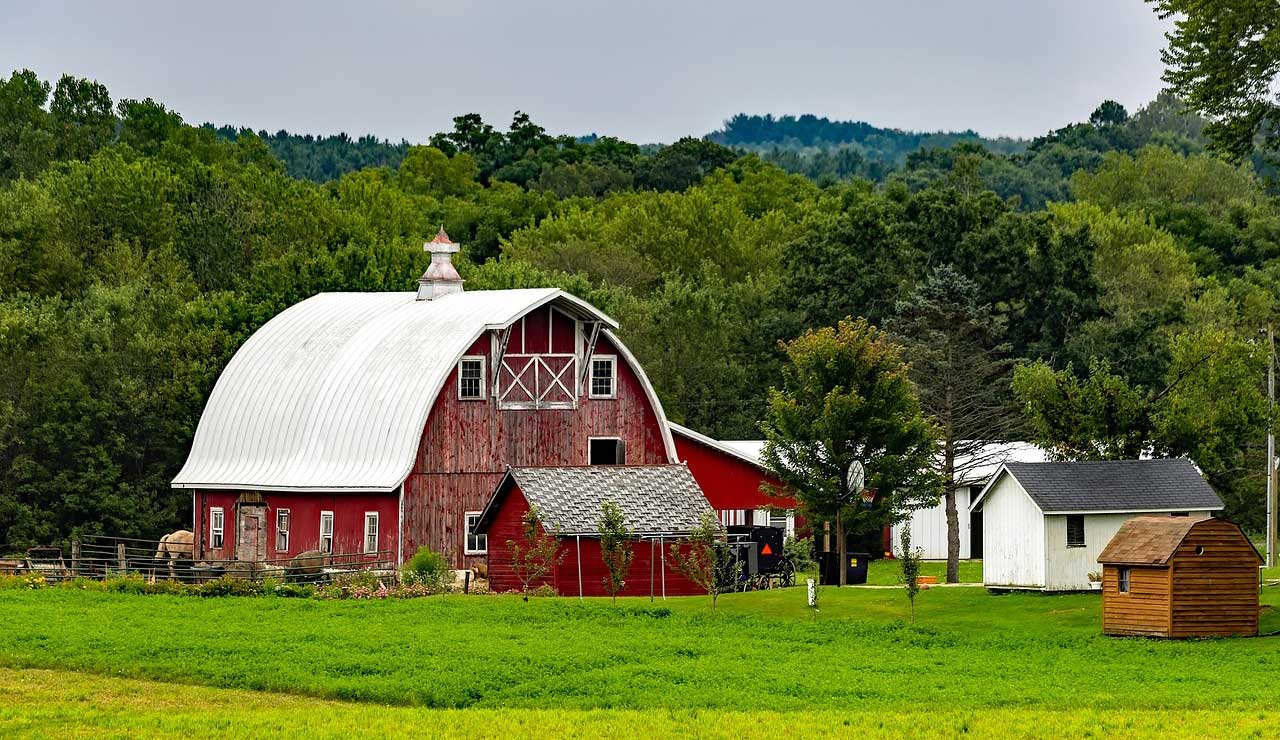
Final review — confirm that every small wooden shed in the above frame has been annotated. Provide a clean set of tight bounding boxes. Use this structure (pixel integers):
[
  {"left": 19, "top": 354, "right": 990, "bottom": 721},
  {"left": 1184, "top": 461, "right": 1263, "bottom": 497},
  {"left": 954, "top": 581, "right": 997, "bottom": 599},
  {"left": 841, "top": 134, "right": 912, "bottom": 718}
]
[{"left": 1097, "top": 516, "right": 1262, "bottom": 638}]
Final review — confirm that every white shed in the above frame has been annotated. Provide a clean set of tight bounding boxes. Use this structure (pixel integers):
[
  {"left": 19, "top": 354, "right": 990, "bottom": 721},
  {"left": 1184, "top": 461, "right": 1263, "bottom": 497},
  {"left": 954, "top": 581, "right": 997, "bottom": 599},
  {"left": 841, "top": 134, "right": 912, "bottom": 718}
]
[
  {"left": 891, "top": 442, "right": 1049, "bottom": 560},
  {"left": 970, "top": 459, "right": 1224, "bottom": 591}
]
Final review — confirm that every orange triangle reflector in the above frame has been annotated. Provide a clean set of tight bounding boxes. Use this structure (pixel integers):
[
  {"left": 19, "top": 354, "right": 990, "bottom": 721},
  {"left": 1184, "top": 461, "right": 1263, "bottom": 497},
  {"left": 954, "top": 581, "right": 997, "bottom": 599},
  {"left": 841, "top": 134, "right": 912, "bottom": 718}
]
[{"left": 760, "top": 543, "right": 773, "bottom": 555}]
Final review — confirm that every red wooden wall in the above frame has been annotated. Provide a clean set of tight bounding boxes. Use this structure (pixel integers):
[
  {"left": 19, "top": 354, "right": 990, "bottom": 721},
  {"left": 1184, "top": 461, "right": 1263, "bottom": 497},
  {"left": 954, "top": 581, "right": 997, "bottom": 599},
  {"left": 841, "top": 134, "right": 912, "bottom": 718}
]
[
  {"left": 402, "top": 308, "right": 673, "bottom": 567},
  {"left": 674, "top": 433, "right": 795, "bottom": 512},
  {"left": 192, "top": 490, "right": 398, "bottom": 562},
  {"left": 484, "top": 485, "right": 704, "bottom": 597}
]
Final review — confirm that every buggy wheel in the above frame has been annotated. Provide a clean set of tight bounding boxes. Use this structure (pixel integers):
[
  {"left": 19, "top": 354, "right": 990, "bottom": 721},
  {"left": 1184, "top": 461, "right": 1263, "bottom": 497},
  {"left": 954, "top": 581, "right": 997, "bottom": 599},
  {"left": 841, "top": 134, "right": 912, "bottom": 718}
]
[{"left": 778, "top": 558, "right": 796, "bottom": 587}]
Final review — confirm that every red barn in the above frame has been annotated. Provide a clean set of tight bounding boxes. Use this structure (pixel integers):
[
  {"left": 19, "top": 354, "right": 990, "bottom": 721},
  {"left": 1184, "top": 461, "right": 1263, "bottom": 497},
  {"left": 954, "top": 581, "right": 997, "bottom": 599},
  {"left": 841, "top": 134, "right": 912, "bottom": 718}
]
[
  {"left": 669, "top": 424, "right": 798, "bottom": 535},
  {"left": 173, "top": 229, "right": 688, "bottom": 568},
  {"left": 476, "top": 465, "right": 713, "bottom": 597}
]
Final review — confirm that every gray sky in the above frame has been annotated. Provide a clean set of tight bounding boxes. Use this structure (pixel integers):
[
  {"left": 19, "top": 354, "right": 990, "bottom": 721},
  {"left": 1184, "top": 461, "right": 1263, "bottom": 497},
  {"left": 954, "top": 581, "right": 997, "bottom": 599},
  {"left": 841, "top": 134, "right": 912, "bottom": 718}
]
[{"left": 2, "top": 1, "right": 1173, "bottom": 143}]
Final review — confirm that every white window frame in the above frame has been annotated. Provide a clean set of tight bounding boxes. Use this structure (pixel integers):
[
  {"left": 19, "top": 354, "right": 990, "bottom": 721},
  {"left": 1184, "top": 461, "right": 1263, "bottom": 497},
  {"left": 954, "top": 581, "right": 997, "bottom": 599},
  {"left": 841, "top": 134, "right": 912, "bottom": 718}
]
[
  {"left": 275, "top": 508, "right": 290, "bottom": 552},
  {"left": 464, "top": 511, "right": 488, "bottom": 555},
  {"left": 210, "top": 507, "right": 224, "bottom": 549},
  {"left": 1118, "top": 567, "right": 1131, "bottom": 594},
  {"left": 589, "top": 354, "right": 617, "bottom": 399},
  {"left": 458, "top": 356, "right": 486, "bottom": 400},
  {"left": 588, "top": 436, "right": 624, "bottom": 465},
  {"left": 364, "top": 511, "right": 380, "bottom": 554},
  {"left": 319, "top": 510, "right": 334, "bottom": 554}
]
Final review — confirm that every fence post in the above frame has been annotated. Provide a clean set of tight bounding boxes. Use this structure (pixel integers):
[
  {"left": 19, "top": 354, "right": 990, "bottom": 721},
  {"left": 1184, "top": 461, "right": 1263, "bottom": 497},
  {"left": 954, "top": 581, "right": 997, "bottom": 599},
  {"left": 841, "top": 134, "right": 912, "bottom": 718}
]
[
  {"left": 117, "top": 543, "right": 127, "bottom": 575},
  {"left": 71, "top": 540, "right": 81, "bottom": 577}
]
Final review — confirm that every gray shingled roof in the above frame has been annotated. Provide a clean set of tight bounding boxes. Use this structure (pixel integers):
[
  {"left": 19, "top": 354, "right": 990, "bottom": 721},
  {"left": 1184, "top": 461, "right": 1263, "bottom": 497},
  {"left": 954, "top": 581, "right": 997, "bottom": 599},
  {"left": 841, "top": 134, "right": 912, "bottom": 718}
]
[
  {"left": 991, "top": 459, "right": 1224, "bottom": 513},
  {"left": 493, "top": 465, "right": 715, "bottom": 536}
]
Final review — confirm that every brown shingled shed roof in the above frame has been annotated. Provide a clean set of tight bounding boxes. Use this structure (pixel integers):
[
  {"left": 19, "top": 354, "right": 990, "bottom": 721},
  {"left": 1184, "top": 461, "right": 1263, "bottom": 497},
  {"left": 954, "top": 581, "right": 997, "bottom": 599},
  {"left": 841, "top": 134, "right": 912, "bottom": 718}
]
[{"left": 1097, "top": 516, "right": 1260, "bottom": 566}]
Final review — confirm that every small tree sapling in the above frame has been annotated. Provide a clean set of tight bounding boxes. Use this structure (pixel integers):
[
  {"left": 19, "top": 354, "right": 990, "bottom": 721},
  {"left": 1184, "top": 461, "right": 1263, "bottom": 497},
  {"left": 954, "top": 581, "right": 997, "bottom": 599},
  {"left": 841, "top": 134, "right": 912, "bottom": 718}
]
[
  {"left": 598, "top": 500, "right": 635, "bottom": 604},
  {"left": 507, "top": 504, "right": 565, "bottom": 602}
]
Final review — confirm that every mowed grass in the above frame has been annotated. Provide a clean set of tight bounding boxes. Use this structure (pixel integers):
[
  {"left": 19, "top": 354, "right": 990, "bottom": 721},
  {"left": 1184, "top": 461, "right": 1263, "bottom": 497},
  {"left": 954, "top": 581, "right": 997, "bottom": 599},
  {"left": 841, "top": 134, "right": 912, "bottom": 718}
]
[
  {"left": 864, "top": 558, "right": 982, "bottom": 584},
  {"left": 4, "top": 668, "right": 1279, "bottom": 740},
  {"left": 4, "top": 586, "right": 1280, "bottom": 715}
]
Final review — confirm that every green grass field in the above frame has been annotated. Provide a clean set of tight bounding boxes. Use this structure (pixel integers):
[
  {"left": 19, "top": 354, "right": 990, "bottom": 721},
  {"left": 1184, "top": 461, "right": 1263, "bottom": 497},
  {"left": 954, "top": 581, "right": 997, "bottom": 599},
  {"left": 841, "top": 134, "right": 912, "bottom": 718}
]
[{"left": 3, "top": 583, "right": 1279, "bottom": 737}]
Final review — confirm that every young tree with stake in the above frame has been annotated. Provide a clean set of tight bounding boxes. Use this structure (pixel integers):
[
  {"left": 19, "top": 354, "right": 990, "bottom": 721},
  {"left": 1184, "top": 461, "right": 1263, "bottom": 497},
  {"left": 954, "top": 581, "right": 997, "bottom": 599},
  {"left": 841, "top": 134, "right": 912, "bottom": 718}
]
[
  {"left": 669, "top": 511, "right": 736, "bottom": 611},
  {"left": 899, "top": 525, "right": 922, "bottom": 623},
  {"left": 507, "top": 504, "right": 565, "bottom": 602},
  {"left": 761, "top": 317, "right": 942, "bottom": 586},
  {"left": 598, "top": 500, "right": 634, "bottom": 604}
]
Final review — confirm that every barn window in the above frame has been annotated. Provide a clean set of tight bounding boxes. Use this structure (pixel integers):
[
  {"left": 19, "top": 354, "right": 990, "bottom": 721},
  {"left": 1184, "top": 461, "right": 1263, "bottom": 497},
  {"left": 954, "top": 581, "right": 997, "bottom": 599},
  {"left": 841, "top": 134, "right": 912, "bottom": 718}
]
[
  {"left": 364, "top": 512, "right": 380, "bottom": 554},
  {"left": 590, "top": 355, "right": 616, "bottom": 399},
  {"left": 458, "top": 356, "right": 485, "bottom": 400},
  {"left": 589, "top": 437, "right": 624, "bottom": 465},
  {"left": 1170, "top": 511, "right": 1189, "bottom": 517},
  {"left": 1066, "top": 515, "right": 1085, "bottom": 548},
  {"left": 1118, "top": 567, "right": 1131, "bottom": 594},
  {"left": 319, "top": 511, "right": 334, "bottom": 554},
  {"left": 465, "top": 511, "right": 487, "bottom": 555},
  {"left": 275, "top": 508, "right": 290, "bottom": 552},
  {"left": 210, "top": 507, "right": 224, "bottom": 549}
]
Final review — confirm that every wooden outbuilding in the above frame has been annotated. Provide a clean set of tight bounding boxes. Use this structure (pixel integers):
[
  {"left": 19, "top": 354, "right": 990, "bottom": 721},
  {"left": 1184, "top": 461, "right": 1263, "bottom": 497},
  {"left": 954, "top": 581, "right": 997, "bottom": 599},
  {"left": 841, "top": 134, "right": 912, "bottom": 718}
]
[
  {"left": 476, "top": 465, "right": 714, "bottom": 597},
  {"left": 1097, "top": 516, "right": 1262, "bottom": 638}
]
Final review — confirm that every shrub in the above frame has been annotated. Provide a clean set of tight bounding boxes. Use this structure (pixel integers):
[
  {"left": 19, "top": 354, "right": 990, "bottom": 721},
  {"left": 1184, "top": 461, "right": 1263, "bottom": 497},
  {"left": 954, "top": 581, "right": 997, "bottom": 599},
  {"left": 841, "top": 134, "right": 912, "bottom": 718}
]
[
  {"left": 197, "top": 576, "right": 265, "bottom": 598},
  {"left": 401, "top": 546, "right": 450, "bottom": 591},
  {"left": 784, "top": 534, "right": 816, "bottom": 574}
]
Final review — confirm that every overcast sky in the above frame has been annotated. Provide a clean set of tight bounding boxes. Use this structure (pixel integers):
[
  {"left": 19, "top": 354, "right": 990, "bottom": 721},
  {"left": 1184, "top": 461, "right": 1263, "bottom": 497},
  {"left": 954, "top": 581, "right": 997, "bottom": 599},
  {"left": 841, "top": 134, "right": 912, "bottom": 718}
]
[{"left": 2, "top": 1, "right": 1174, "bottom": 143}]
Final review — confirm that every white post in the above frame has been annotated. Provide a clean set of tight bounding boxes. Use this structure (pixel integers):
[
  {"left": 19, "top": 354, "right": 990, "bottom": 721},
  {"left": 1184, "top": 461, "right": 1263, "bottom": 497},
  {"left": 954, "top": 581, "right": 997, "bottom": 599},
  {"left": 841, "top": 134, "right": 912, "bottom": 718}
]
[
  {"left": 660, "top": 534, "right": 666, "bottom": 600},
  {"left": 576, "top": 535, "right": 584, "bottom": 601},
  {"left": 649, "top": 538, "right": 655, "bottom": 602}
]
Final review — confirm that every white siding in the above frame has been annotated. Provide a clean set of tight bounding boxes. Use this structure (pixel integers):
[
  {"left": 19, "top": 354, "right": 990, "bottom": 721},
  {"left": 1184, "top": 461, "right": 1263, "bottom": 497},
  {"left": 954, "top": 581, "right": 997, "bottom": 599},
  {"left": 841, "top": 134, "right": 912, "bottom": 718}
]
[
  {"left": 980, "top": 476, "right": 1045, "bottom": 588},
  {"left": 1043, "top": 510, "right": 1212, "bottom": 591},
  {"left": 892, "top": 487, "right": 973, "bottom": 560}
]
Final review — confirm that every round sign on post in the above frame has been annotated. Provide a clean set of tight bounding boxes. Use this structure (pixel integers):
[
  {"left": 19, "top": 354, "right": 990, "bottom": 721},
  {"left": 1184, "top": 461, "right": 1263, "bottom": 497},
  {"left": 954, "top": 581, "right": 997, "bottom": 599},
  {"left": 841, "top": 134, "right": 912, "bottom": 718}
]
[{"left": 846, "top": 460, "right": 865, "bottom": 494}]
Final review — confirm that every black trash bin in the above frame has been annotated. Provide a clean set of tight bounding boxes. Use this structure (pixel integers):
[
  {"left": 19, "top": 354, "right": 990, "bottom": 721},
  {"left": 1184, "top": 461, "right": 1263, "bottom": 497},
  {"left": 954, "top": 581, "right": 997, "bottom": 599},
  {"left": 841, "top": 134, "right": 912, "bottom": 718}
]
[{"left": 819, "top": 551, "right": 870, "bottom": 585}]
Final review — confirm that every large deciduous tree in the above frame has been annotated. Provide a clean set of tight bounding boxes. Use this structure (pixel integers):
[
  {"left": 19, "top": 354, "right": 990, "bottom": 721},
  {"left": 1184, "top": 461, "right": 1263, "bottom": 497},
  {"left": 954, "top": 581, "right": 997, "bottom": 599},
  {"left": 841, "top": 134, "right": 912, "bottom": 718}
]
[
  {"left": 760, "top": 318, "right": 941, "bottom": 586},
  {"left": 1148, "top": 0, "right": 1280, "bottom": 161},
  {"left": 888, "top": 265, "right": 1024, "bottom": 583}
]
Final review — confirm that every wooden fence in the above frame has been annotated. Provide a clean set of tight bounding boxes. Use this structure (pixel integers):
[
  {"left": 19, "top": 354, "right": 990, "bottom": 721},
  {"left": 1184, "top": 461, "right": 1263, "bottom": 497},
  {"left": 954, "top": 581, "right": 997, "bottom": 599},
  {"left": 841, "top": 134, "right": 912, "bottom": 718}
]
[{"left": 6, "top": 534, "right": 395, "bottom": 584}]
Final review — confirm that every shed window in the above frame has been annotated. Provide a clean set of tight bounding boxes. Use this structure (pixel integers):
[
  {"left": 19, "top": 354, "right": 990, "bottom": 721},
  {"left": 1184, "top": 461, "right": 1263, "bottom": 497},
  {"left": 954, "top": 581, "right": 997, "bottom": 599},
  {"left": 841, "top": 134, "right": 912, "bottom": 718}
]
[
  {"left": 458, "top": 356, "right": 485, "bottom": 400},
  {"left": 319, "top": 511, "right": 334, "bottom": 554},
  {"left": 364, "top": 512, "right": 379, "bottom": 554},
  {"left": 589, "top": 437, "right": 624, "bottom": 465},
  {"left": 1066, "top": 515, "right": 1085, "bottom": 548},
  {"left": 1118, "top": 567, "right": 1130, "bottom": 594},
  {"left": 275, "top": 508, "right": 290, "bottom": 552},
  {"left": 1170, "top": 511, "right": 1189, "bottom": 517},
  {"left": 210, "top": 507, "right": 224, "bottom": 549},
  {"left": 465, "top": 511, "right": 487, "bottom": 555},
  {"left": 590, "top": 356, "right": 616, "bottom": 398}
]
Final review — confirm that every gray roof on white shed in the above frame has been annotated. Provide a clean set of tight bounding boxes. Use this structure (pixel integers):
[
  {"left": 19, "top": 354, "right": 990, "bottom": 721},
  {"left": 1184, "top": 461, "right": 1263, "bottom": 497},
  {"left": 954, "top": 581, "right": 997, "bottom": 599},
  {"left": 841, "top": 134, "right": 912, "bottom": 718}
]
[
  {"left": 971, "top": 458, "right": 1224, "bottom": 514},
  {"left": 484, "top": 465, "right": 715, "bottom": 536},
  {"left": 172, "top": 289, "right": 676, "bottom": 492}
]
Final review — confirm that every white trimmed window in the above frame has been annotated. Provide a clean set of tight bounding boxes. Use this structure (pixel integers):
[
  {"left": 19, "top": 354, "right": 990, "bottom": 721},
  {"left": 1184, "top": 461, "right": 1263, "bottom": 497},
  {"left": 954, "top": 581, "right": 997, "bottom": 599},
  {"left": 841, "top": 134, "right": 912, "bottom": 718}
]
[
  {"left": 210, "top": 507, "right": 224, "bottom": 549},
  {"left": 589, "top": 355, "right": 616, "bottom": 399},
  {"left": 275, "top": 508, "right": 290, "bottom": 552},
  {"left": 1118, "top": 567, "right": 1131, "bottom": 594},
  {"left": 1066, "top": 514, "right": 1085, "bottom": 548},
  {"left": 458, "top": 356, "right": 485, "bottom": 400},
  {"left": 364, "top": 512, "right": 380, "bottom": 554},
  {"left": 465, "top": 511, "right": 487, "bottom": 555},
  {"left": 319, "top": 511, "right": 334, "bottom": 554}
]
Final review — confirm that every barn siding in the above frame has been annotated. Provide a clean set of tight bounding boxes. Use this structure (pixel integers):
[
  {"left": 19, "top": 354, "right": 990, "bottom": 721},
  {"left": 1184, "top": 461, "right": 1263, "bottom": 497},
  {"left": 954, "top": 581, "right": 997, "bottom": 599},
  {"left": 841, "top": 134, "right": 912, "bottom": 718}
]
[
  {"left": 1101, "top": 565, "right": 1171, "bottom": 636},
  {"left": 193, "top": 490, "right": 398, "bottom": 562},
  {"left": 1168, "top": 519, "right": 1260, "bottom": 637},
  {"left": 403, "top": 330, "right": 673, "bottom": 567},
  {"left": 981, "top": 477, "right": 1045, "bottom": 588},
  {"left": 673, "top": 433, "right": 795, "bottom": 513},
  {"left": 484, "top": 485, "right": 704, "bottom": 597},
  {"left": 892, "top": 486, "right": 974, "bottom": 560}
]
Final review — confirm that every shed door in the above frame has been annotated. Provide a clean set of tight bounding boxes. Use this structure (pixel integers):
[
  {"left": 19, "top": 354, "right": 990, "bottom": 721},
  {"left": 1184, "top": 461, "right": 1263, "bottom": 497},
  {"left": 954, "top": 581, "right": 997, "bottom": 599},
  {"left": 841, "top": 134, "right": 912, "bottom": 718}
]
[{"left": 236, "top": 504, "right": 267, "bottom": 562}]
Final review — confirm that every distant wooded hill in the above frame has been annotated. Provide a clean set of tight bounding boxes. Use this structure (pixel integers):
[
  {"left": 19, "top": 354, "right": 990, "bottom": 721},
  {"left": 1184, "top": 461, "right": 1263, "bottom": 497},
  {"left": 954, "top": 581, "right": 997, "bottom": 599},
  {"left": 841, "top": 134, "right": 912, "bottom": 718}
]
[{"left": 706, "top": 112, "right": 1028, "bottom": 158}]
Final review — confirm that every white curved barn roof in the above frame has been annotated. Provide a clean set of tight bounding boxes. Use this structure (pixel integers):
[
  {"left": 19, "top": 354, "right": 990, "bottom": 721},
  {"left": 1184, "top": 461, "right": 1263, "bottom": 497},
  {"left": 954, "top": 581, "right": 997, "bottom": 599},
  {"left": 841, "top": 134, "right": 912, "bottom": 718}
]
[{"left": 173, "top": 289, "right": 675, "bottom": 492}]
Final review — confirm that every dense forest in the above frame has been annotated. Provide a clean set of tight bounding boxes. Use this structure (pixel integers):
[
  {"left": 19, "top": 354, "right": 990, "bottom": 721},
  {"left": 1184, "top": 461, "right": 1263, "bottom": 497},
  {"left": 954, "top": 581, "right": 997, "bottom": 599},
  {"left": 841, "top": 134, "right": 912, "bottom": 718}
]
[{"left": 2, "top": 63, "right": 1279, "bottom": 547}]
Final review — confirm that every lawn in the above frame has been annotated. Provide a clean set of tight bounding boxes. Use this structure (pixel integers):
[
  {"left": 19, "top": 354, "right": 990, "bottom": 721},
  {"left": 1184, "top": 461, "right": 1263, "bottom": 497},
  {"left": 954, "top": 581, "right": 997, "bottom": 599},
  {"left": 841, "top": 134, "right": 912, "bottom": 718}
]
[
  {"left": 3, "top": 668, "right": 1277, "bottom": 740},
  {"left": 4, "top": 586, "right": 1280, "bottom": 714},
  {"left": 863, "top": 557, "right": 982, "bottom": 584}
]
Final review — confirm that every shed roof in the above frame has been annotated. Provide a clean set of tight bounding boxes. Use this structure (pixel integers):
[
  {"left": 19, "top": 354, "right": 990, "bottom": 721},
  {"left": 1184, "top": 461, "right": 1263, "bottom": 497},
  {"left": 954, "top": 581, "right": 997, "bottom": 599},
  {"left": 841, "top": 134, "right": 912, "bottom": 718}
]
[
  {"left": 480, "top": 465, "right": 715, "bottom": 536},
  {"left": 971, "top": 458, "right": 1225, "bottom": 514},
  {"left": 172, "top": 289, "right": 675, "bottom": 492},
  {"left": 1097, "top": 516, "right": 1261, "bottom": 565}
]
